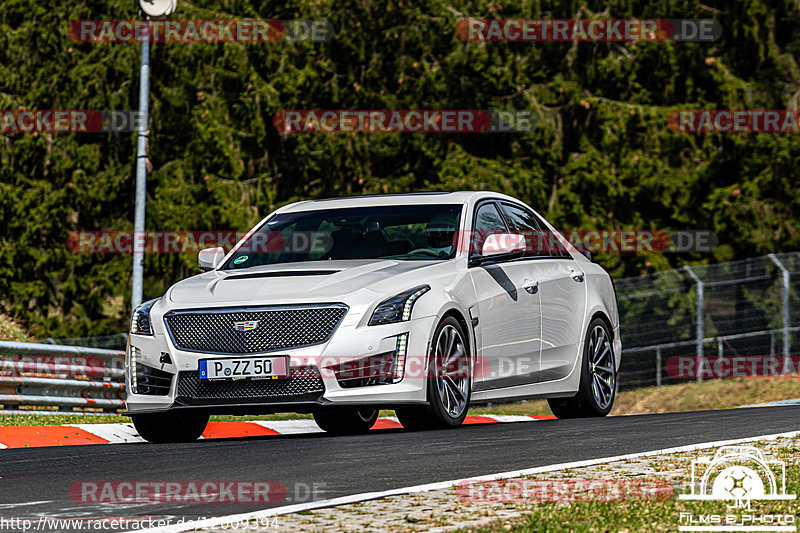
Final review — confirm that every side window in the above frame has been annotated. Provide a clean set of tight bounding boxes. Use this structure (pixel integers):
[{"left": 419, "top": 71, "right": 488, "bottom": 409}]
[
  {"left": 501, "top": 202, "right": 571, "bottom": 258},
  {"left": 471, "top": 203, "right": 508, "bottom": 254},
  {"left": 532, "top": 211, "right": 571, "bottom": 258},
  {"left": 500, "top": 202, "right": 545, "bottom": 257}
]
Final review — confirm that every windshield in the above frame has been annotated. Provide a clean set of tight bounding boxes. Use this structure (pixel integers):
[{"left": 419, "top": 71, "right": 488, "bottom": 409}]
[{"left": 223, "top": 204, "right": 463, "bottom": 269}]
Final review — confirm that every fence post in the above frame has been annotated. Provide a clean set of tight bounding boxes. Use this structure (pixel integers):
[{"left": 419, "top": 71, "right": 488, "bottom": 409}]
[
  {"left": 768, "top": 254, "right": 790, "bottom": 371},
  {"left": 656, "top": 347, "right": 662, "bottom": 386},
  {"left": 684, "top": 266, "right": 704, "bottom": 382}
]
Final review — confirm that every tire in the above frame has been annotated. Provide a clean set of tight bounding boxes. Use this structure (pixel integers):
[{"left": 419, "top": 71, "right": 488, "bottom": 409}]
[
  {"left": 547, "top": 318, "right": 617, "bottom": 419},
  {"left": 131, "top": 410, "right": 209, "bottom": 443},
  {"left": 396, "top": 316, "right": 471, "bottom": 431},
  {"left": 313, "top": 407, "right": 379, "bottom": 435}
]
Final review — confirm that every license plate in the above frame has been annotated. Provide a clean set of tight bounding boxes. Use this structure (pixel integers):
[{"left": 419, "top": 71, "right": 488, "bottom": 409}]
[{"left": 199, "top": 356, "right": 289, "bottom": 380}]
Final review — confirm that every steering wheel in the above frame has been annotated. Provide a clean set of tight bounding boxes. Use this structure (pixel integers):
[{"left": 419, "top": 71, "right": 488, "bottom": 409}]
[{"left": 406, "top": 248, "right": 445, "bottom": 258}]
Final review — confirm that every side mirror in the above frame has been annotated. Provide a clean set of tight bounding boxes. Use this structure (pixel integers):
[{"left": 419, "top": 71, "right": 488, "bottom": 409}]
[
  {"left": 481, "top": 233, "right": 526, "bottom": 257},
  {"left": 198, "top": 247, "right": 225, "bottom": 272},
  {"left": 580, "top": 250, "right": 592, "bottom": 261}
]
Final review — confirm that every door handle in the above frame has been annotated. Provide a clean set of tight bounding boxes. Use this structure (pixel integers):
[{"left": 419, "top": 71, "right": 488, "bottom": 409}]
[
  {"left": 522, "top": 279, "right": 539, "bottom": 294},
  {"left": 570, "top": 270, "right": 585, "bottom": 282}
]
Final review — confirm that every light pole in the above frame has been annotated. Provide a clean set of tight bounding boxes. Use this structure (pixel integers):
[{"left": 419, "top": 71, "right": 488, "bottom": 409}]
[{"left": 131, "top": 0, "right": 177, "bottom": 310}]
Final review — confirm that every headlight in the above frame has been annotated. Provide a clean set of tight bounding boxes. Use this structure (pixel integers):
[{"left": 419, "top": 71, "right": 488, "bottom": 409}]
[
  {"left": 130, "top": 298, "right": 158, "bottom": 335},
  {"left": 368, "top": 285, "right": 430, "bottom": 326}
]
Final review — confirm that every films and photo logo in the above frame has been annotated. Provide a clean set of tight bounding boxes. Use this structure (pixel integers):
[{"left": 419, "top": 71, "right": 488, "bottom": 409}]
[{"left": 678, "top": 445, "right": 796, "bottom": 532}]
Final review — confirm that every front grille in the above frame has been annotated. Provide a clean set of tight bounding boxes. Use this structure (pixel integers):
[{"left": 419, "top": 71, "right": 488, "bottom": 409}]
[
  {"left": 134, "top": 363, "right": 173, "bottom": 396},
  {"left": 175, "top": 366, "right": 324, "bottom": 405},
  {"left": 164, "top": 305, "right": 347, "bottom": 354}
]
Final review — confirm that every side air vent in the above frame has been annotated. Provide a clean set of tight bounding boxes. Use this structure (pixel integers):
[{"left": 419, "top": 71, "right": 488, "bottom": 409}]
[{"left": 134, "top": 364, "right": 173, "bottom": 396}]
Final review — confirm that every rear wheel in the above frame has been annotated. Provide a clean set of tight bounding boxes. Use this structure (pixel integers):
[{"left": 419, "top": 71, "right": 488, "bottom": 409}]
[
  {"left": 313, "top": 407, "right": 379, "bottom": 435},
  {"left": 396, "top": 316, "right": 471, "bottom": 431},
  {"left": 131, "top": 410, "right": 209, "bottom": 443},
  {"left": 547, "top": 318, "right": 616, "bottom": 419}
]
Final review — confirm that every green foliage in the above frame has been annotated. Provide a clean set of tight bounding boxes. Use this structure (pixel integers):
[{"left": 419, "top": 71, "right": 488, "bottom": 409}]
[{"left": 1, "top": 0, "right": 800, "bottom": 336}]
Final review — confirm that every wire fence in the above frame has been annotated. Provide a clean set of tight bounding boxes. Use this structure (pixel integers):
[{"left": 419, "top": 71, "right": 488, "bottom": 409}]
[{"left": 616, "top": 252, "right": 800, "bottom": 390}]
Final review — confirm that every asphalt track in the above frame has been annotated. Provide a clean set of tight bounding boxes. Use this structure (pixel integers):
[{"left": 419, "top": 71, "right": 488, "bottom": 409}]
[{"left": 1, "top": 406, "right": 798, "bottom": 532}]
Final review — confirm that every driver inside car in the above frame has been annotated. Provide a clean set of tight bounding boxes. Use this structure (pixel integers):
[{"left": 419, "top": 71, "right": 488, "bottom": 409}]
[{"left": 425, "top": 214, "right": 457, "bottom": 258}]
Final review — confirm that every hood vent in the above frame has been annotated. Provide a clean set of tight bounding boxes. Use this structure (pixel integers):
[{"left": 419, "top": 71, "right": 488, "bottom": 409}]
[{"left": 225, "top": 270, "right": 339, "bottom": 281}]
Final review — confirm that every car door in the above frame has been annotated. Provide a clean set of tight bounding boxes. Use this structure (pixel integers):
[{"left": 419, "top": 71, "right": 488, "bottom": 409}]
[
  {"left": 518, "top": 208, "right": 588, "bottom": 382},
  {"left": 468, "top": 201, "right": 542, "bottom": 391}
]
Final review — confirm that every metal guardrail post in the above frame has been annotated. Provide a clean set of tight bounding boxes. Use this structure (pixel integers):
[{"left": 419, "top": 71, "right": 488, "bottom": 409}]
[
  {"left": 655, "top": 347, "right": 662, "bottom": 386},
  {"left": 768, "top": 254, "right": 791, "bottom": 369},
  {"left": 684, "top": 266, "right": 704, "bottom": 382}
]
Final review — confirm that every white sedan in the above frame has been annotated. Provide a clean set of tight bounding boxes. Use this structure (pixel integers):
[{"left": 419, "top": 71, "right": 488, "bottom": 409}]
[{"left": 125, "top": 191, "right": 621, "bottom": 441}]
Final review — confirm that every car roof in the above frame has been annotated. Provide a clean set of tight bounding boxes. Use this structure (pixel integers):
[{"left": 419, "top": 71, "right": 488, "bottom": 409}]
[{"left": 276, "top": 191, "right": 525, "bottom": 213}]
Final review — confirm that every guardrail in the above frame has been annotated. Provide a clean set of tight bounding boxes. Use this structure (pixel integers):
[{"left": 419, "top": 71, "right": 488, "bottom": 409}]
[{"left": 0, "top": 340, "right": 125, "bottom": 413}]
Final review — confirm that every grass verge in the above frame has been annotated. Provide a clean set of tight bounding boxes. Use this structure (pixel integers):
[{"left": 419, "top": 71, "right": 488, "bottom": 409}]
[{"left": 464, "top": 438, "right": 799, "bottom": 533}]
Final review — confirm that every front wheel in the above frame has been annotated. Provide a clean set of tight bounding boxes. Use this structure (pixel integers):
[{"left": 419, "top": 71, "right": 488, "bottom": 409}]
[
  {"left": 547, "top": 318, "right": 617, "bottom": 419},
  {"left": 396, "top": 316, "right": 471, "bottom": 430},
  {"left": 131, "top": 410, "right": 209, "bottom": 443},
  {"left": 313, "top": 407, "right": 379, "bottom": 435}
]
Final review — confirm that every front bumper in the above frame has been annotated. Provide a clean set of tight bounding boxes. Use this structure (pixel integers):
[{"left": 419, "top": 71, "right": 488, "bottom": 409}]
[{"left": 125, "top": 315, "right": 437, "bottom": 414}]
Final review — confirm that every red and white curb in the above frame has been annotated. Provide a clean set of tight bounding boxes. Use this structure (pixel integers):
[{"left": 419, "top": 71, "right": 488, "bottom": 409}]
[{"left": 0, "top": 414, "right": 556, "bottom": 449}]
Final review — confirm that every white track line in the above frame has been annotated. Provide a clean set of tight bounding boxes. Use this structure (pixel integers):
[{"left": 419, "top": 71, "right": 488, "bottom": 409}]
[
  {"left": 485, "top": 414, "right": 544, "bottom": 423},
  {"left": 141, "top": 429, "right": 800, "bottom": 533},
  {"left": 738, "top": 398, "right": 800, "bottom": 408},
  {"left": 0, "top": 500, "right": 52, "bottom": 509}
]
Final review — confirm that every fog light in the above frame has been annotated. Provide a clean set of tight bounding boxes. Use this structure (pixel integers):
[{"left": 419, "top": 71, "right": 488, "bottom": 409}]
[
  {"left": 391, "top": 333, "right": 408, "bottom": 382},
  {"left": 130, "top": 346, "right": 140, "bottom": 394},
  {"left": 332, "top": 333, "right": 409, "bottom": 388}
]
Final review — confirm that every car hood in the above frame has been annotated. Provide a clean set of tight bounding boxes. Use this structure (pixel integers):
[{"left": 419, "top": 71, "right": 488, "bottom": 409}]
[{"left": 166, "top": 259, "right": 446, "bottom": 307}]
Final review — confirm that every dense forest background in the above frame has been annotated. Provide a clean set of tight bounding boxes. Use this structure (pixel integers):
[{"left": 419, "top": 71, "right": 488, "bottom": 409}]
[{"left": 1, "top": 0, "right": 799, "bottom": 338}]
